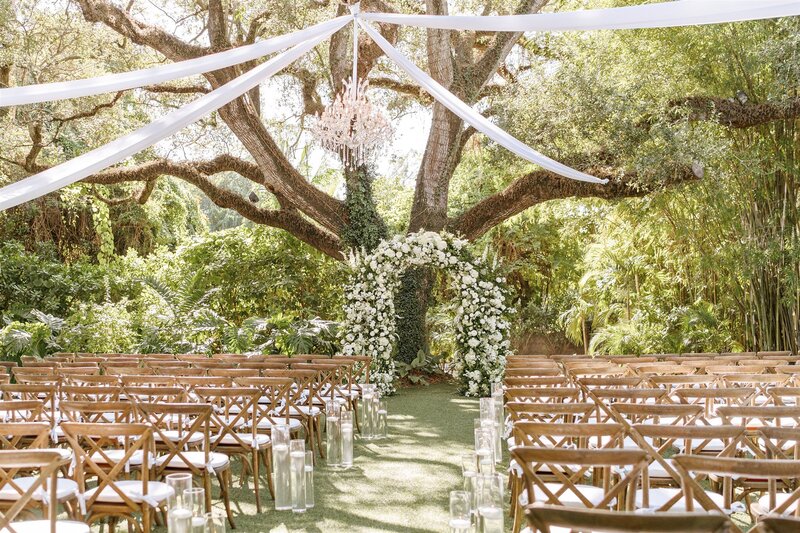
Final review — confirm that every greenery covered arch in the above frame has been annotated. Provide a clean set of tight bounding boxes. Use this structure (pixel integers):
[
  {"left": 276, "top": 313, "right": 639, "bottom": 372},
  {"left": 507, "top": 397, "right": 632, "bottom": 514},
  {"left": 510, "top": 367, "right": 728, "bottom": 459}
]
[{"left": 340, "top": 231, "right": 511, "bottom": 396}]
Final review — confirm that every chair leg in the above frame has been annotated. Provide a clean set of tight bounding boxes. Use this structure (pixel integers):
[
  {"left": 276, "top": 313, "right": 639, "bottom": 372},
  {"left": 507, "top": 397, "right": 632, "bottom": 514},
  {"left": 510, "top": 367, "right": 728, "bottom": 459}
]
[
  {"left": 142, "top": 505, "right": 151, "bottom": 533},
  {"left": 204, "top": 471, "right": 213, "bottom": 513},
  {"left": 218, "top": 469, "right": 236, "bottom": 529}
]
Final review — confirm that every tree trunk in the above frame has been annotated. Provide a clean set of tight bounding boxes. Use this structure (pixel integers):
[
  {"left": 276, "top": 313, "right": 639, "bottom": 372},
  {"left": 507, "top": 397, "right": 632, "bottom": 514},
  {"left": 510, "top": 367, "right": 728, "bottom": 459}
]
[{"left": 395, "top": 268, "right": 435, "bottom": 363}]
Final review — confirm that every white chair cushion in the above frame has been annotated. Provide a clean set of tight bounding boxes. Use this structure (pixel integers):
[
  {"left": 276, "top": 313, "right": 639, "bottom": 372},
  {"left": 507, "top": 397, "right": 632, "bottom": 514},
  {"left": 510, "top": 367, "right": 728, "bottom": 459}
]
[
  {"left": 217, "top": 433, "right": 270, "bottom": 449},
  {"left": 2, "top": 520, "right": 89, "bottom": 533},
  {"left": 83, "top": 480, "right": 172, "bottom": 505},
  {"left": 89, "top": 450, "right": 146, "bottom": 466},
  {"left": 637, "top": 487, "right": 725, "bottom": 512},
  {"left": 756, "top": 492, "right": 798, "bottom": 514},
  {"left": 673, "top": 439, "right": 727, "bottom": 453},
  {"left": 154, "top": 431, "right": 205, "bottom": 445},
  {"left": 155, "top": 451, "right": 229, "bottom": 471},
  {"left": 0, "top": 477, "right": 78, "bottom": 501},
  {"left": 41, "top": 447, "right": 72, "bottom": 461},
  {"left": 254, "top": 418, "right": 302, "bottom": 431},
  {"left": 288, "top": 406, "right": 321, "bottom": 417}
]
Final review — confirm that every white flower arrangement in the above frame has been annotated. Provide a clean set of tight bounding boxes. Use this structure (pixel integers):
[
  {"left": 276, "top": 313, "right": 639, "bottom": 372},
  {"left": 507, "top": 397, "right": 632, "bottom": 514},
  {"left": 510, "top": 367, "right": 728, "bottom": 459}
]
[{"left": 339, "top": 230, "right": 511, "bottom": 396}]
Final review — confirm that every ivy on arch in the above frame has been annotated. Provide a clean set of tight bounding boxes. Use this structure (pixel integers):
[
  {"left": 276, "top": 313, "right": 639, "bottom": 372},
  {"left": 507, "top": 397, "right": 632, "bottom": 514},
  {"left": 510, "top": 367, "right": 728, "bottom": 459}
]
[{"left": 339, "top": 231, "right": 511, "bottom": 396}]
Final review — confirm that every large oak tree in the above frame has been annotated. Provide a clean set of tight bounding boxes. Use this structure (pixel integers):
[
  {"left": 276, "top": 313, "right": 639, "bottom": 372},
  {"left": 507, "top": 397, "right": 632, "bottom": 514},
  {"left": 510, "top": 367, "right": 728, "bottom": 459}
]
[{"left": 3, "top": 0, "right": 796, "bottom": 360}]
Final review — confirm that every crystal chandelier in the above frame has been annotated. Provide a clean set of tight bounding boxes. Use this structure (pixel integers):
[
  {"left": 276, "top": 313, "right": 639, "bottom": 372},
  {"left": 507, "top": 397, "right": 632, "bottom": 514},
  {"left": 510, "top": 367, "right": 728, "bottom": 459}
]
[
  {"left": 311, "top": 4, "right": 392, "bottom": 169},
  {"left": 311, "top": 76, "right": 392, "bottom": 168}
]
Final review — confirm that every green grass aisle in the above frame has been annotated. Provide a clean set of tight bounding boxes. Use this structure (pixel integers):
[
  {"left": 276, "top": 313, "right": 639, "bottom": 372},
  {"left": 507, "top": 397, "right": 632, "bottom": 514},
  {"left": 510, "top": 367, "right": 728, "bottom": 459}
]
[{"left": 231, "top": 383, "right": 480, "bottom": 532}]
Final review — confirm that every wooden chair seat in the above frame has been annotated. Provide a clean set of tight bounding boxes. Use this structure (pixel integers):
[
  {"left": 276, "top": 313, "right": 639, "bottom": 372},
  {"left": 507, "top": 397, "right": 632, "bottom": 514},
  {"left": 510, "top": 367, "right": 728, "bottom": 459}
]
[
  {"left": 81, "top": 479, "right": 172, "bottom": 505},
  {"left": 635, "top": 487, "right": 725, "bottom": 513},
  {"left": 154, "top": 451, "right": 230, "bottom": 472},
  {"left": 0, "top": 476, "right": 78, "bottom": 502}
]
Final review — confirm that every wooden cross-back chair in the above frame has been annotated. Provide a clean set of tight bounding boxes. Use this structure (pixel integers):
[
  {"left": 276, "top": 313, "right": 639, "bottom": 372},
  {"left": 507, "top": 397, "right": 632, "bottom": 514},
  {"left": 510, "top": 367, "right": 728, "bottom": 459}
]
[
  {"left": 751, "top": 516, "right": 800, "bottom": 533},
  {"left": 0, "top": 385, "right": 57, "bottom": 426},
  {"left": 629, "top": 364, "right": 696, "bottom": 377},
  {"left": 0, "top": 424, "right": 80, "bottom": 521},
  {"left": 510, "top": 447, "right": 648, "bottom": 518},
  {"left": 505, "top": 367, "right": 564, "bottom": 378},
  {"left": 264, "top": 369, "right": 322, "bottom": 454},
  {"left": 673, "top": 455, "right": 800, "bottom": 530},
  {"left": 673, "top": 387, "right": 757, "bottom": 421},
  {"left": 61, "top": 375, "right": 119, "bottom": 387},
  {"left": 525, "top": 503, "right": 734, "bottom": 533},
  {"left": 0, "top": 450, "right": 86, "bottom": 533},
  {"left": 766, "top": 387, "right": 800, "bottom": 407},
  {"left": 577, "top": 377, "right": 645, "bottom": 391},
  {"left": 59, "top": 401, "right": 133, "bottom": 425},
  {"left": 717, "top": 405, "right": 800, "bottom": 430},
  {"left": 11, "top": 368, "right": 60, "bottom": 386},
  {"left": 505, "top": 360, "right": 560, "bottom": 371},
  {"left": 505, "top": 387, "right": 581, "bottom": 404},
  {"left": 508, "top": 423, "right": 626, "bottom": 532},
  {"left": 0, "top": 401, "right": 47, "bottom": 424},
  {"left": 61, "top": 422, "right": 170, "bottom": 533},
  {"left": 122, "top": 386, "right": 185, "bottom": 405},
  {"left": 193, "top": 387, "right": 258, "bottom": 521},
  {"left": 608, "top": 403, "right": 705, "bottom": 427},
  {"left": 647, "top": 375, "right": 718, "bottom": 391},
  {"left": 164, "top": 368, "right": 206, "bottom": 378},
  {"left": 631, "top": 424, "right": 746, "bottom": 513},
  {"left": 57, "top": 368, "right": 101, "bottom": 379},
  {"left": 59, "top": 386, "right": 122, "bottom": 404},
  {"left": 506, "top": 402, "right": 596, "bottom": 427},
  {"left": 775, "top": 366, "right": 800, "bottom": 386},
  {"left": 103, "top": 367, "right": 155, "bottom": 377},
  {"left": 504, "top": 377, "right": 569, "bottom": 389},
  {"left": 134, "top": 402, "right": 225, "bottom": 523},
  {"left": 141, "top": 360, "right": 189, "bottom": 371},
  {"left": 118, "top": 375, "right": 176, "bottom": 389}
]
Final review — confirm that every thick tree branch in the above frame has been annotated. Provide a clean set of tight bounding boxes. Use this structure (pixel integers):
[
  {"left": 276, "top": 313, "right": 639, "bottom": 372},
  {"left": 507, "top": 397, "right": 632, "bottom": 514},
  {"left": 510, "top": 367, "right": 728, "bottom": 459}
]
[
  {"left": 469, "top": 0, "right": 548, "bottom": 97},
  {"left": 369, "top": 76, "right": 432, "bottom": 104},
  {"left": 144, "top": 84, "right": 210, "bottom": 94},
  {"left": 449, "top": 164, "right": 703, "bottom": 240},
  {"left": 85, "top": 158, "right": 343, "bottom": 258},
  {"left": 77, "top": 0, "right": 348, "bottom": 238},
  {"left": 53, "top": 91, "right": 124, "bottom": 123},
  {"left": 76, "top": 0, "right": 208, "bottom": 61},
  {"left": 674, "top": 95, "right": 800, "bottom": 128}
]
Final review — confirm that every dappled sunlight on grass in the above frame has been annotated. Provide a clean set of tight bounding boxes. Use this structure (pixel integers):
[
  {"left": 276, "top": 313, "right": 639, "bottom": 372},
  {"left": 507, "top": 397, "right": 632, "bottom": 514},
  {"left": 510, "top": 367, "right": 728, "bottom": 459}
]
[{"left": 145, "top": 382, "right": 481, "bottom": 532}]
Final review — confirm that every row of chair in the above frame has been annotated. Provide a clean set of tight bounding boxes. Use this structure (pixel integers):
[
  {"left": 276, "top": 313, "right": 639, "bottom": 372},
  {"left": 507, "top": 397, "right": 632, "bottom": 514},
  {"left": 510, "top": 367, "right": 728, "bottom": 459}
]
[{"left": 503, "top": 352, "right": 800, "bottom": 533}]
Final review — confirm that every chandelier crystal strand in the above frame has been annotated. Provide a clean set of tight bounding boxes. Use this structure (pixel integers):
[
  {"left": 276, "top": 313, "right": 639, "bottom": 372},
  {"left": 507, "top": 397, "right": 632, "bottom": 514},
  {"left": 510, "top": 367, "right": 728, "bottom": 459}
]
[{"left": 311, "top": 3, "right": 392, "bottom": 169}]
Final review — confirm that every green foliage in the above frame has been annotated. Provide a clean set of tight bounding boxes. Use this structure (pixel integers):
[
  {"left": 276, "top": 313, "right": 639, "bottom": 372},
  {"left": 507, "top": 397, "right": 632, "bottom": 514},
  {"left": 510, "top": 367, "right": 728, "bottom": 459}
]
[
  {"left": 342, "top": 168, "right": 389, "bottom": 252},
  {"left": 0, "top": 310, "right": 63, "bottom": 363},
  {"left": 395, "top": 349, "right": 445, "bottom": 386},
  {"left": 58, "top": 300, "right": 136, "bottom": 354},
  {"left": 91, "top": 199, "right": 114, "bottom": 265}
]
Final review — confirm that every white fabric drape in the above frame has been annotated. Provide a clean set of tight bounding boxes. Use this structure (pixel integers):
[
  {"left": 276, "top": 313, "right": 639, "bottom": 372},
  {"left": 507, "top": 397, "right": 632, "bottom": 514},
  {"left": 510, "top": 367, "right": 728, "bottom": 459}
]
[
  {"left": 362, "top": 1, "right": 800, "bottom": 32},
  {"left": 356, "top": 20, "right": 606, "bottom": 184},
  {"left": 0, "top": 27, "right": 342, "bottom": 212},
  {"left": 0, "top": 17, "right": 350, "bottom": 107}
]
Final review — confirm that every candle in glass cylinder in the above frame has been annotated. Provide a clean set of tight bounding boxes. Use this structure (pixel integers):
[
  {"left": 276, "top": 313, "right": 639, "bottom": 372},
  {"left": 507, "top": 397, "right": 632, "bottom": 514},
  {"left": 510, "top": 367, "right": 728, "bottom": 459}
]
[
  {"left": 304, "top": 450, "right": 315, "bottom": 509},
  {"left": 271, "top": 423, "right": 291, "bottom": 510},
  {"left": 290, "top": 439, "right": 307, "bottom": 513},
  {"left": 326, "top": 401, "right": 342, "bottom": 467},
  {"left": 341, "top": 409, "right": 354, "bottom": 468}
]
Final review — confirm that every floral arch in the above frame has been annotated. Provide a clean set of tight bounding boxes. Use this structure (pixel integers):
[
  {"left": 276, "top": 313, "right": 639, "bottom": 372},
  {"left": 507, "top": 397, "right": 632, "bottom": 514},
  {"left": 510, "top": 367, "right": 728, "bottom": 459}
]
[{"left": 340, "top": 231, "right": 511, "bottom": 396}]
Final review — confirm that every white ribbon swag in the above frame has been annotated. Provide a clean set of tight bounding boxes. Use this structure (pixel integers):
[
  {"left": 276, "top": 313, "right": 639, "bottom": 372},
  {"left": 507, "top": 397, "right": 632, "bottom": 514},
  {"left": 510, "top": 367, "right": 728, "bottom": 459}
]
[{"left": 1, "top": 0, "right": 799, "bottom": 208}]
